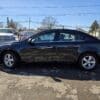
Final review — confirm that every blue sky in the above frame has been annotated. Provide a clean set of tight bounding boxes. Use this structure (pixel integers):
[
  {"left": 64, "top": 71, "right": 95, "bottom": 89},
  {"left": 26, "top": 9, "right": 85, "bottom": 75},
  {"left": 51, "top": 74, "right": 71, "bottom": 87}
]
[{"left": 0, "top": 0, "right": 100, "bottom": 29}]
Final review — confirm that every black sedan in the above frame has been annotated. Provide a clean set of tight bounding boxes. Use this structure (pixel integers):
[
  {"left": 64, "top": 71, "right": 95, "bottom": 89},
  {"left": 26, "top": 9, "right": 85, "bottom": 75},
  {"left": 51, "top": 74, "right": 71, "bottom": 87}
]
[{"left": 0, "top": 29, "right": 100, "bottom": 70}]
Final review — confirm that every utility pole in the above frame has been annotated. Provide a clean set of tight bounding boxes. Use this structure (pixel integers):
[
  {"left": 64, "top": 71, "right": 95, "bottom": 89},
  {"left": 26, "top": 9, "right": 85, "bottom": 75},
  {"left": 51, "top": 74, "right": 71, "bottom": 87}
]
[
  {"left": 29, "top": 17, "right": 31, "bottom": 30},
  {"left": 62, "top": 25, "right": 64, "bottom": 29}
]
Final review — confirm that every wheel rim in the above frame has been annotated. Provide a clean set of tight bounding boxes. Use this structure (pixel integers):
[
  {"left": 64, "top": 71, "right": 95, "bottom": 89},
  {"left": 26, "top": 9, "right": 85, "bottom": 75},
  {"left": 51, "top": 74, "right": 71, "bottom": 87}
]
[
  {"left": 4, "top": 54, "right": 14, "bottom": 68},
  {"left": 81, "top": 55, "right": 96, "bottom": 70}
]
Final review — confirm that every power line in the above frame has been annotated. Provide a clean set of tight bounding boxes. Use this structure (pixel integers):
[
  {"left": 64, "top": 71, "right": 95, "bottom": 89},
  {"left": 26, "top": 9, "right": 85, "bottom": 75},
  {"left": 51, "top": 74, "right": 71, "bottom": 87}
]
[
  {"left": 29, "top": 18, "right": 31, "bottom": 30},
  {"left": 0, "top": 12, "right": 100, "bottom": 17},
  {"left": 2, "top": 20, "right": 35, "bottom": 23},
  {"left": 0, "top": 5, "right": 100, "bottom": 9}
]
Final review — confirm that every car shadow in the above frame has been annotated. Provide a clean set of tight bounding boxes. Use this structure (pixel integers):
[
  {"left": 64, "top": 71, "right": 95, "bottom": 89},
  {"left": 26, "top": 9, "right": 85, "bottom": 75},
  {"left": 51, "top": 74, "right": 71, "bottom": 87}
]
[{"left": 0, "top": 62, "right": 100, "bottom": 82}]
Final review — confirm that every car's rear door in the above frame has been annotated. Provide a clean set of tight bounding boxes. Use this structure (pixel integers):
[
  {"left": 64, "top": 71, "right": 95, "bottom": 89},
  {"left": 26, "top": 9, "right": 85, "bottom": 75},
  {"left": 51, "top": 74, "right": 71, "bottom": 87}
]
[{"left": 55, "top": 30, "right": 80, "bottom": 62}]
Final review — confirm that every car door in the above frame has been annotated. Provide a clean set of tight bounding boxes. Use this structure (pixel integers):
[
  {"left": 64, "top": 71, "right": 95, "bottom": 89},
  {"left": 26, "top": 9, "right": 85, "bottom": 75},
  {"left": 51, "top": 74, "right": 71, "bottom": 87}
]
[
  {"left": 55, "top": 30, "right": 80, "bottom": 62},
  {"left": 20, "top": 30, "right": 58, "bottom": 62}
]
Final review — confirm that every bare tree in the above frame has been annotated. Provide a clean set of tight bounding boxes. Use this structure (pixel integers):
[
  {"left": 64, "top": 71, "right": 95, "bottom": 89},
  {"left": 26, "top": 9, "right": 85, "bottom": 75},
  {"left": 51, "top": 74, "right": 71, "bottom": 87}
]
[
  {"left": 6, "top": 17, "right": 22, "bottom": 30},
  {"left": 41, "top": 16, "right": 57, "bottom": 29}
]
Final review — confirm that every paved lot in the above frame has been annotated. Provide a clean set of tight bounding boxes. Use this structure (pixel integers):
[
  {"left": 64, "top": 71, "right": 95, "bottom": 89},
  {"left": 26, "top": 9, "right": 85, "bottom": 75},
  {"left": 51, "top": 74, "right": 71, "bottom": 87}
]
[{"left": 0, "top": 63, "right": 100, "bottom": 100}]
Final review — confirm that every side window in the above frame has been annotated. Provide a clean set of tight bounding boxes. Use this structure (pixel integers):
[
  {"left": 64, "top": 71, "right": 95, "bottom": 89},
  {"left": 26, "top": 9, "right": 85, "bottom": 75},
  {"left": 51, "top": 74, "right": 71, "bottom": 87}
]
[
  {"left": 58, "top": 32, "right": 76, "bottom": 41},
  {"left": 35, "top": 32, "right": 55, "bottom": 42}
]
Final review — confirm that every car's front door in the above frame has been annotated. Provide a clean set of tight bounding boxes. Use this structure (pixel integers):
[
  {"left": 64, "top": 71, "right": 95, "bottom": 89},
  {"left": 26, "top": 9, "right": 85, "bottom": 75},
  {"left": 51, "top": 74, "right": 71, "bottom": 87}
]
[
  {"left": 20, "top": 31, "right": 58, "bottom": 62},
  {"left": 55, "top": 30, "right": 80, "bottom": 62}
]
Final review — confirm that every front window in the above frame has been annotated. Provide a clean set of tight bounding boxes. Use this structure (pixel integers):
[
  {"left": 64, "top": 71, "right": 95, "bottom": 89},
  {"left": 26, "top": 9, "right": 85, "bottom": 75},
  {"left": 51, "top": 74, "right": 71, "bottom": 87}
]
[{"left": 35, "top": 32, "right": 55, "bottom": 42}]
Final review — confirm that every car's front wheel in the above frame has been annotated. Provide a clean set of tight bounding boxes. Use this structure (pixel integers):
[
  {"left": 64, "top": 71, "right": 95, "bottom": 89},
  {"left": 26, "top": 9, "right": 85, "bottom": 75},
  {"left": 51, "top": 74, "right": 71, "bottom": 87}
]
[
  {"left": 79, "top": 53, "right": 98, "bottom": 70},
  {"left": 2, "top": 51, "right": 19, "bottom": 69}
]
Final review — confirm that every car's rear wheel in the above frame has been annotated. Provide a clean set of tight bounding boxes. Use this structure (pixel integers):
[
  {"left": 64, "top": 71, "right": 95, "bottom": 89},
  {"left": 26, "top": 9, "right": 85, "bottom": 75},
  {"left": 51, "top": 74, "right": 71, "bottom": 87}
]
[
  {"left": 79, "top": 53, "right": 98, "bottom": 70},
  {"left": 2, "top": 51, "right": 19, "bottom": 68}
]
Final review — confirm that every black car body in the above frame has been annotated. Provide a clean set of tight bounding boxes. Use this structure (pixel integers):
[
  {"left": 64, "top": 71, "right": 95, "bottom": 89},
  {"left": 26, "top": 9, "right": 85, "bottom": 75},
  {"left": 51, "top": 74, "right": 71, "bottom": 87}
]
[{"left": 0, "top": 29, "right": 100, "bottom": 70}]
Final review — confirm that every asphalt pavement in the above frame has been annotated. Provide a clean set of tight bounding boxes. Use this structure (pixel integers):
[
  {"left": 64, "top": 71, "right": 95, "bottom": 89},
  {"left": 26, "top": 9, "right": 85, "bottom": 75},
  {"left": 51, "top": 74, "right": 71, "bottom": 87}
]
[{"left": 0, "top": 62, "right": 100, "bottom": 100}]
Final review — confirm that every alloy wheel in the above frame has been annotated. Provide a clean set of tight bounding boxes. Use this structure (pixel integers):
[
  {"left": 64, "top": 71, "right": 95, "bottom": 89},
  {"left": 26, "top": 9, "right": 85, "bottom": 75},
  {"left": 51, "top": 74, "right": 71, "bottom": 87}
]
[
  {"left": 4, "top": 53, "right": 15, "bottom": 68},
  {"left": 81, "top": 55, "right": 96, "bottom": 70}
]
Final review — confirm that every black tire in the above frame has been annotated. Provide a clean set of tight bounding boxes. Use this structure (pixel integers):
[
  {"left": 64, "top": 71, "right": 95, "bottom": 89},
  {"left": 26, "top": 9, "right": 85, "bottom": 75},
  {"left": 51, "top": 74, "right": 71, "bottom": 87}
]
[
  {"left": 78, "top": 53, "right": 98, "bottom": 70},
  {"left": 2, "top": 51, "right": 19, "bottom": 69}
]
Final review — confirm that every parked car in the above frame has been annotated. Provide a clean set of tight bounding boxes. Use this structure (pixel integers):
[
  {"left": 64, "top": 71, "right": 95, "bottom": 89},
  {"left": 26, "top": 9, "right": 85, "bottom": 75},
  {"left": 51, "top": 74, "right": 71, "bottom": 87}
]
[
  {"left": 0, "top": 28, "right": 19, "bottom": 41},
  {"left": 19, "top": 31, "right": 34, "bottom": 40},
  {"left": 0, "top": 33, "right": 16, "bottom": 43},
  {"left": 0, "top": 29, "right": 100, "bottom": 70}
]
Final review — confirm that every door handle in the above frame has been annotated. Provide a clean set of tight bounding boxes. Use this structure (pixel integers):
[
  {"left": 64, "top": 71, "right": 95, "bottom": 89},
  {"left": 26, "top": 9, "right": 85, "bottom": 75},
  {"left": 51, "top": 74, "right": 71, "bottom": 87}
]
[
  {"left": 45, "top": 46, "right": 53, "bottom": 49},
  {"left": 39, "top": 46, "right": 53, "bottom": 49},
  {"left": 67, "top": 45, "right": 79, "bottom": 48}
]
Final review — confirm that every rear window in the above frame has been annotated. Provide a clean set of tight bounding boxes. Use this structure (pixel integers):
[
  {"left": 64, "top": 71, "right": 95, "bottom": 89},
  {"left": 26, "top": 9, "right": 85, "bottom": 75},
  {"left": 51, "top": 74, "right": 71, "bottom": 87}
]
[{"left": 76, "top": 32, "right": 98, "bottom": 41}]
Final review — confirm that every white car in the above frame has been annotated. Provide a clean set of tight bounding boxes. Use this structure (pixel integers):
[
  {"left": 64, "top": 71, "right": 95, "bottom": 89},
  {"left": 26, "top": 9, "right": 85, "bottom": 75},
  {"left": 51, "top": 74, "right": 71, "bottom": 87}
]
[
  {"left": 0, "top": 28, "right": 18, "bottom": 41},
  {"left": 0, "top": 33, "right": 16, "bottom": 42}
]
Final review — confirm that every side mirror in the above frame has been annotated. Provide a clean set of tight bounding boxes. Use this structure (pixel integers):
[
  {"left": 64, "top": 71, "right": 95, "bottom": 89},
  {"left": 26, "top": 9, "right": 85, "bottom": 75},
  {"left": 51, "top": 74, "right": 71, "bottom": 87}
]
[{"left": 28, "top": 38, "right": 35, "bottom": 44}]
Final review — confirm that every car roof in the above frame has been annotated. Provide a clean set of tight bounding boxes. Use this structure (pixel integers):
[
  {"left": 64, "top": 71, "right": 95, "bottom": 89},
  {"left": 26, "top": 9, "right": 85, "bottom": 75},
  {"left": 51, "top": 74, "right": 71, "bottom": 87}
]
[
  {"left": 38, "top": 29, "right": 87, "bottom": 33},
  {"left": 36, "top": 29, "right": 87, "bottom": 35},
  {"left": 32, "top": 29, "right": 81, "bottom": 37}
]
